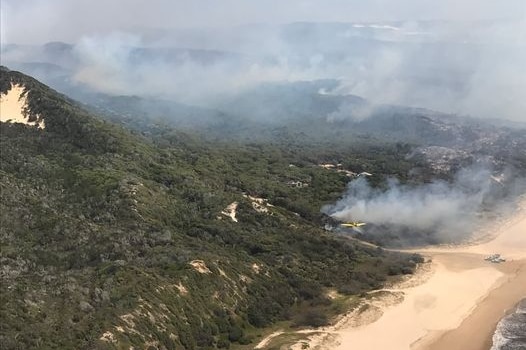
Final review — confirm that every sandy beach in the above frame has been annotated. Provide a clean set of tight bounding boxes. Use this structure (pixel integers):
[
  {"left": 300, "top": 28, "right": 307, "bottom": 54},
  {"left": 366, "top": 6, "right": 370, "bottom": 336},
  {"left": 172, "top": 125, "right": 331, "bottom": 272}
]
[{"left": 308, "top": 198, "right": 526, "bottom": 350}]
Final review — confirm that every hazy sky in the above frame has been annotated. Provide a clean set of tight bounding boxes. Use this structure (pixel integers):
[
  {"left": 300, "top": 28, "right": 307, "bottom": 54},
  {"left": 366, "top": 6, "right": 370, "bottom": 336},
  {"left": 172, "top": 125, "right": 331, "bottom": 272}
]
[
  {"left": 2, "top": 0, "right": 525, "bottom": 122},
  {"left": 2, "top": 0, "right": 525, "bottom": 44}
]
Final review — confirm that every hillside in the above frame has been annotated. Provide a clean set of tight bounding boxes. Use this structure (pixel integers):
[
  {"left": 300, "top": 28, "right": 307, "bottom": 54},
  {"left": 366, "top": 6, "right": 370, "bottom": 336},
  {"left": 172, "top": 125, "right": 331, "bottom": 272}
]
[
  {"left": 74, "top": 79, "right": 526, "bottom": 248},
  {"left": 0, "top": 67, "right": 422, "bottom": 350}
]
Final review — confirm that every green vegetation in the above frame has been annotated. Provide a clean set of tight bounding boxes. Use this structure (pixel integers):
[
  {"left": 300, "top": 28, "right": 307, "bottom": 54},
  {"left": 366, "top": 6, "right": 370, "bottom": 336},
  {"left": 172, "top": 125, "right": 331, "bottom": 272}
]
[{"left": 1, "top": 67, "right": 422, "bottom": 349}]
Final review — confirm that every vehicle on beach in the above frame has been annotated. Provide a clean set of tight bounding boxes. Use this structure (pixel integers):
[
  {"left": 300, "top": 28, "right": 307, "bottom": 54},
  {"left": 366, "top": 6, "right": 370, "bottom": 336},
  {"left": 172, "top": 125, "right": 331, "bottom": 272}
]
[{"left": 484, "top": 254, "right": 506, "bottom": 263}]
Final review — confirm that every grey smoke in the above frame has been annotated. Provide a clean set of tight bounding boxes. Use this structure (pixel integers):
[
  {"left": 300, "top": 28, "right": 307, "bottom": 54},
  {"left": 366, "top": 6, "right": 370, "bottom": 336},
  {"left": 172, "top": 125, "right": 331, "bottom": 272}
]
[
  {"left": 326, "top": 101, "right": 376, "bottom": 123},
  {"left": 322, "top": 166, "right": 496, "bottom": 240},
  {"left": 1, "top": 1, "right": 525, "bottom": 122},
  {"left": 65, "top": 33, "right": 325, "bottom": 104}
]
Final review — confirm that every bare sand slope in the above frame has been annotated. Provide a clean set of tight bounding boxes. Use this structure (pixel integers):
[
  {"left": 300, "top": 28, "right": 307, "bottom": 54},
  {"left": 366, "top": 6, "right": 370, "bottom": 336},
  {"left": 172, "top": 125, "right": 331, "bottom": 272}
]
[
  {"left": 0, "top": 83, "right": 45, "bottom": 128},
  {"left": 320, "top": 200, "right": 526, "bottom": 350}
]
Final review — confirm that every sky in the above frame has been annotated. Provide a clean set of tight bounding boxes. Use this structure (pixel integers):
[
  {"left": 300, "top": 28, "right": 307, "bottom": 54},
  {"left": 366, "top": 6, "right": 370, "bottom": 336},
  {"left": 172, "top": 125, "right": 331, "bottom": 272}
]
[
  {"left": 1, "top": 0, "right": 525, "bottom": 122},
  {"left": 2, "top": 0, "right": 525, "bottom": 44}
]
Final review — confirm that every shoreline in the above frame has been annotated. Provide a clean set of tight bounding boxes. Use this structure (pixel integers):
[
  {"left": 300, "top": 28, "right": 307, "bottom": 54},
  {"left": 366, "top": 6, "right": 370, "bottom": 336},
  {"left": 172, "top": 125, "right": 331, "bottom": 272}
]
[
  {"left": 415, "top": 259, "right": 526, "bottom": 350},
  {"left": 306, "top": 199, "right": 526, "bottom": 350}
]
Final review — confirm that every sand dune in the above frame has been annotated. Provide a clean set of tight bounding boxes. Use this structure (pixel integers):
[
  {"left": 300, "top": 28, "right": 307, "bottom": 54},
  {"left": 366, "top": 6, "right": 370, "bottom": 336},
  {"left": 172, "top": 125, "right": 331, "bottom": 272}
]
[
  {"left": 0, "top": 83, "right": 45, "bottom": 128},
  {"left": 312, "top": 198, "right": 526, "bottom": 350}
]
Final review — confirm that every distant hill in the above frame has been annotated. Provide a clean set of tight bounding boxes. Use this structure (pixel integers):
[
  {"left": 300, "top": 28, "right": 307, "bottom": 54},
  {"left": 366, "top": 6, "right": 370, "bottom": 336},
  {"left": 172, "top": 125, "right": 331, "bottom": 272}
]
[
  {"left": 84, "top": 79, "right": 526, "bottom": 179},
  {"left": 0, "top": 67, "right": 422, "bottom": 349}
]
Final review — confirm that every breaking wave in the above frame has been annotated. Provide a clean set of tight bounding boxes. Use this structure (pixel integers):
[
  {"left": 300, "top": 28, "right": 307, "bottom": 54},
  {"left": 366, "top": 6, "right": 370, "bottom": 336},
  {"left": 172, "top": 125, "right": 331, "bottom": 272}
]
[{"left": 491, "top": 299, "right": 526, "bottom": 350}]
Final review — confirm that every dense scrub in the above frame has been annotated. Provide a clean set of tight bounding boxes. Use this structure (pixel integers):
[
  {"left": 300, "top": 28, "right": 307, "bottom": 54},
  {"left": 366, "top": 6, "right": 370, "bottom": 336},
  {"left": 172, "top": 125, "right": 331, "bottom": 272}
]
[{"left": 1, "top": 67, "right": 424, "bottom": 349}]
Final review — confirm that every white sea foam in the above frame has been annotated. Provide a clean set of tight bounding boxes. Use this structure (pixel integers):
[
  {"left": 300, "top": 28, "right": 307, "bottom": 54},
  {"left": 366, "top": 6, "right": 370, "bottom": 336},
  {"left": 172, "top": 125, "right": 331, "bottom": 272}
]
[{"left": 491, "top": 299, "right": 526, "bottom": 350}]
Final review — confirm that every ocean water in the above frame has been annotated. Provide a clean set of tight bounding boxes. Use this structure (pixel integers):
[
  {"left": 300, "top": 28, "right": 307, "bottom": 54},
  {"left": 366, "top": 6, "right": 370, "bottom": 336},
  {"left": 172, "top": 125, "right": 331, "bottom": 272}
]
[{"left": 491, "top": 299, "right": 526, "bottom": 350}]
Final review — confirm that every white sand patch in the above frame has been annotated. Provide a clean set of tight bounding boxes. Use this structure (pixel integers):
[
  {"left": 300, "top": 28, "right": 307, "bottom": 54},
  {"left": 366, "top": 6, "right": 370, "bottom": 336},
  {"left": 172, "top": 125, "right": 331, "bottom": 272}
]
[
  {"left": 254, "top": 331, "right": 284, "bottom": 349},
  {"left": 318, "top": 163, "right": 358, "bottom": 177},
  {"left": 337, "top": 169, "right": 356, "bottom": 177},
  {"left": 144, "top": 340, "right": 160, "bottom": 349},
  {"left": 0, "top": 84, "right": 45, "bottom": 129},
  {"left": 217, "top": 267, "right": 228, "bottom": 277},
  {"left": 221, "top": 202, "right": 238, "bottom": 222},
  {"left": 100, "top": 331, "right": 117, "bottom": 343},
  {"left": 319, "top": 163, "right": 336, "bottom": 169},
  {"left": 239, "top": 274, "right": 251, "bottom": 283},
  {"left": 120, "top": 314, "right": 136, "bottom": 328},
  {"left": 326, "top": 290, "right": 338, "bottom": 300},
  {"left": 189, "top": 260, "right": 211, "bottom": 274},
  {"left": 175, "top": 282, "right": 188, "bottom": 295},
  {"left": 251, "top": 263, "right": 261, "bottom": 274},
  {"left": 243, "top": 194, "right": 271, "bottom": 213}
]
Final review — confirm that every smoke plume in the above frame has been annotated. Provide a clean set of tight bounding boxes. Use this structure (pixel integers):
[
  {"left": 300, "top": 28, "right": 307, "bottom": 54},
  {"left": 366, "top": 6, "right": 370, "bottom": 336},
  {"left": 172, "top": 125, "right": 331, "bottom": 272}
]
[{"left": 322, "top": 166, "right": 504, "bottom": 243}]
